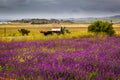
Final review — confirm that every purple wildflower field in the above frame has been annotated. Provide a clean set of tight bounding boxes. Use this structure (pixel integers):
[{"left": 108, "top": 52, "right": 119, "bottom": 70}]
[{"left": 0, "top": 36, "right": 120, "bottom": 80}]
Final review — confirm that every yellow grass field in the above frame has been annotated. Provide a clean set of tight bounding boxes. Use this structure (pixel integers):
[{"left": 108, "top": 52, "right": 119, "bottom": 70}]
[
  {"left": 0, "top": 23, "right": 120, "bottom": 41},
  {"left": 0, "top": 23, "right": 120, "bottom": 28},
  {"left": 0, "top": 23, "right": 90, "bottom": 28}
]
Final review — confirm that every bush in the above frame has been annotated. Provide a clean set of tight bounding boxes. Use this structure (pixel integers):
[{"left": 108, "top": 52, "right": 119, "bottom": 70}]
[
  {"left": 18, "top": 29, "right": 30, "bottom": 36},
  {"left": 31, "top": 22, "right": 48, "bottom": 24},
  {"left": 88, "top": 21, "right": 115, "bottom": 36}
]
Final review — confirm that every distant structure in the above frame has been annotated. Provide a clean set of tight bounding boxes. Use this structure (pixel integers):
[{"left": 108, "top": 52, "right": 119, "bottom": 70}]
[{"left": 0, "top": 22, "right": 11, "bottom": 24}]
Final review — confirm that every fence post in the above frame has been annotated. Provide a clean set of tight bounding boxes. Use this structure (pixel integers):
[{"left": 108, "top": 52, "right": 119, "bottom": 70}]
[{"left": 4, "top": 27, "right": 6, "bottom": 37}]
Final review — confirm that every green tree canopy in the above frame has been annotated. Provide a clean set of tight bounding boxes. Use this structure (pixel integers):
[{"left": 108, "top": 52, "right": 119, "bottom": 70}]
[{"left": 88, "top": 21, "right": 115, "bottom": 36}]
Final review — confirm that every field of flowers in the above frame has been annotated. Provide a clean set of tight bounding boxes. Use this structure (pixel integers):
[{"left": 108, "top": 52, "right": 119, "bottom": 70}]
[{"left": 0, "top": 36, "right": 120, "bottom": 80}]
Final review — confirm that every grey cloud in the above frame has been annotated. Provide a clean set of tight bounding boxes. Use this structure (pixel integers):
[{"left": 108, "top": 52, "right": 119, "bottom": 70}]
[
  {"left": 57, "top": 0, "right": 120, "bottom": 12},
  {"left": 0, "top": 0, "right": 120, "bottom": 18}
]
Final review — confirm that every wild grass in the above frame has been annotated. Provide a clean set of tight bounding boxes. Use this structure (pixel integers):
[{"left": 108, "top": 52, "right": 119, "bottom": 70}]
[{"left": 0, "top": 23, "right": 120, "bottom": 41}]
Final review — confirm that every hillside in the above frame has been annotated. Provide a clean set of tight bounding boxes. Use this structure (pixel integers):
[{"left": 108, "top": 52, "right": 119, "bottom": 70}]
[
  {"left": 72, "top": 15, "right": 120, "bottom": 24},
  {"left": 11, "top": 19, "right": 74, "bottom": 24}
]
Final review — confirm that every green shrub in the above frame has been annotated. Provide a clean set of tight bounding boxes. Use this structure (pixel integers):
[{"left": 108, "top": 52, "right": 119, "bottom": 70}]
[
  {"left": 18, "top": 29, "right": 30, "bottom": 36},
  {"left": 88, "top": 21, "right": 115, "bottom": 36},
  {"left": 31, "top": 22, "right": 48, "bottom": 24}
]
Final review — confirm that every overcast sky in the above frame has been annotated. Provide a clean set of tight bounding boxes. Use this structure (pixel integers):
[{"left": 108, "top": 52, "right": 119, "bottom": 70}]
[{"left": 0, "top": 0, "right": 120, "bottom": 19}]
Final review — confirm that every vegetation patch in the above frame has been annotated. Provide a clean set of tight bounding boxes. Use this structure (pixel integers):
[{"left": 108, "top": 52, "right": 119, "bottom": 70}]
[{"left": 88, "top": 20, "right": 115, "bottom": 36}]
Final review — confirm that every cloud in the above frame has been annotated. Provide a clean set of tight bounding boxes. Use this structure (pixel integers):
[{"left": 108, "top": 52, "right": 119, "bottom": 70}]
[{"left": 0, "top": 0, "right": 120, "bottom": 18}]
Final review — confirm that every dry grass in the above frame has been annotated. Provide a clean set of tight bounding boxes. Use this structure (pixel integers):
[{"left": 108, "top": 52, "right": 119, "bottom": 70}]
[
  {"left": 0, "top": 23, "right": 120, "bottom": 41},
  {"left": 0, "top": 23, "right": 90, "bottom": 28},
  {"left": 0, "top": 23, "right": 120, "bottom": 28}
]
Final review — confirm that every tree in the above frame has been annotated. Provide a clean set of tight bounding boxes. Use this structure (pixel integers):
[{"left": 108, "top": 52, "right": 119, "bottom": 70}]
[{"left": 88, "top": 20, "right": 115, "bottom": 36}]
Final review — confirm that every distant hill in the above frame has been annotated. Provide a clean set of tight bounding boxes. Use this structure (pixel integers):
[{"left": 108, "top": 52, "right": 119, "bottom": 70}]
[
  {"left": 5, "top": 14, "right": 120, "bottom": 24},
  {"left": 11, "top": 19, "right": 74, "bottom": 24},
  {"left": 109, "top": 15, "right": 120, "bottom": 18},
  {"left": 72, "top": 15, "right": 120, "bottom": 24}
]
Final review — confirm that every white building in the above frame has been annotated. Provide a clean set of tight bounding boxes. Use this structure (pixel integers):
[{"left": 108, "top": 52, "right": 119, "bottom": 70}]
[{"left": 0, "top": 22, "right": 11, "bottom": 24}]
